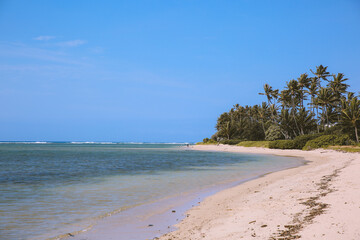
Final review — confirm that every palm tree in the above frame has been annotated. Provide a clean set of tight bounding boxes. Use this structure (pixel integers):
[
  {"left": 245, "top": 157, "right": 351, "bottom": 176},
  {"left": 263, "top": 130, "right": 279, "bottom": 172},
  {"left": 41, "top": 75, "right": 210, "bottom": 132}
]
[
  {"left": 278, "top": 109, "right": 294, "bottom": 139},
  {"left": 296, "top": 108, "right": 316, "bottom": 135},
  {"left": 298, "top": 73, "right": 310, "bottom": 108},
  {"left": 284, "top": 79, "right": 301, "bottom": 135},
  {"left": 279, "top": 90, "right": 291, "bottom": 109},
  {"left": 257, "top": 102, "right": 269, "bottom": 135},
  {"left": 309, "top": 65, "right": 331, "bottom": 126},
  {"left": 269, "top": 103, "right": 279, "bottom": 123},
  {"left": 328, "top": 73, "right": 349, "bottom": 99},
  {"left": 259, "top": 84, "right": 274, "bottom": 105},
  {"left": 317, "top": 87, "right": 338, "bottom": 127},
  {"left": 211, "top": 65, "right": 357, "bottom": 143},
  {"left": 306, "top": 77, "right": 319, "bottom": 118},
  {"left": 341, "top": 97, "right": 360, "bottom": 143},
  {"left": 310, "top": 65, "right": 331, "bottom": 86}
]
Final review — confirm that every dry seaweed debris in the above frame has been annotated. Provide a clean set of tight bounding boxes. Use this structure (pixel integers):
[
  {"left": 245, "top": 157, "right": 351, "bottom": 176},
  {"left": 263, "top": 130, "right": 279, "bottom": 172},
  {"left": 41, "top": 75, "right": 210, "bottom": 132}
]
[{"left": 270, "top": 160, "right": 351, "bottom": 240}]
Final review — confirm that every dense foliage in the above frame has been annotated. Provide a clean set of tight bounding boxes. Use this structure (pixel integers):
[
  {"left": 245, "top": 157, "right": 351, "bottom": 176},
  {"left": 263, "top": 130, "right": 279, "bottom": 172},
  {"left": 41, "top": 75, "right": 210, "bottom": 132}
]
[
  {"left": 303, "top": 135, "right": 354, "bottom": 150},
  {"left": 211, "top": 65, "right": 360, "bottom": 143}
]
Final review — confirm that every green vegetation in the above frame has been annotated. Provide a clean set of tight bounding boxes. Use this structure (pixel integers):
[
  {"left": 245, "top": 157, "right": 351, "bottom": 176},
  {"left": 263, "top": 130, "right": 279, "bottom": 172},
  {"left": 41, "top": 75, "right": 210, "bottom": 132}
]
[
  {"left": 220, "top": 139, "right": 242, "bottom": 145},
  {"left": 268, "top": 140, "right": 296, "bottom": 149},
  {"left": 236, "top": 141, "right": 270, "bottom": 148},
  {"left": 206, "top": 65, "right": 360, "bottom": 149},
  {"left": 303, "top": 135, "right": 354, "bottom": 150},
  {"left": 197, "top": 138, "right": 218, "bottom": 145},
  {"left": 269, "top": 133, "right": 323, "bottom": 150}
]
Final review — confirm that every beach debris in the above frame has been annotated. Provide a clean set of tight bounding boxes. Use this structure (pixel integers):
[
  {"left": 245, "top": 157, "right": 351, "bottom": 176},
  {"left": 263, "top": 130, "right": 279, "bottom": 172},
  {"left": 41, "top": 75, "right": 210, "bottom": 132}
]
[
  {"left": 148, "top": 224, "right": 154, "bottom": 227},
  {"left": 172, "top": 210, "right": 176, "bottom": 213},
  {"left": 249, "top": 220, "right": 256, "bottom": 224},
  {"left": 261, "top": 224, "right": 268, "bottom": 228},
  {"left": 270, "top": 160, "right": 352, "bottom": 240},
  {"left": 67, "top": 233, "right": 74, "bottom": 237}
]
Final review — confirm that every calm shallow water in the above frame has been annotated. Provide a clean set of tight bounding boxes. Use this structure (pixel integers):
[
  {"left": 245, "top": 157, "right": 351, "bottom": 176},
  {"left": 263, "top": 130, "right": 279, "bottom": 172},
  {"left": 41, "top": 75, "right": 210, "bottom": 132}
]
[{"left": 0, "top": 143, "right": 303, "bottom": 240}]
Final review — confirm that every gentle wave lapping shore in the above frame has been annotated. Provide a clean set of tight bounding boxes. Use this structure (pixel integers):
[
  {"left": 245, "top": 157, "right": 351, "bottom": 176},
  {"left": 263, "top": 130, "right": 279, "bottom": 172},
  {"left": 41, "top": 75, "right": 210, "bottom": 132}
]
[{"left": 159, "top": 145, "right": 360, "bottom": 240}]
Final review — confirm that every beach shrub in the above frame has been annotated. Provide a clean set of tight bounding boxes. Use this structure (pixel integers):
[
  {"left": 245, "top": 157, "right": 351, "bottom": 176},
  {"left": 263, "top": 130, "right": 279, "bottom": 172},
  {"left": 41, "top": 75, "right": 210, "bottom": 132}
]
[
  {"left": 221, "top": 139, "right": 242, "bottom": 145},
  {"left": 211, "top": 133, "right": 219, "bottom": 141},
  {"left": 303, "top": 135, "right": 354, "bottom": 150},
  {"left": 265, "top": 125, "right": 282, "bottom": 141},
  {"left": 237, "top": 141, "right": 270, "bottom": 148},
  {"left": 197, "top": 138, "right": 217, "bottom": 145},
  {"left": 269, "top": 140, "right": 296, "bottom": 149},
  {"left": 292, "top": 133, "right": 324, "bottom": 149},
  {"left": 203, "top": 138, "right": 210, "bottom": 143}
]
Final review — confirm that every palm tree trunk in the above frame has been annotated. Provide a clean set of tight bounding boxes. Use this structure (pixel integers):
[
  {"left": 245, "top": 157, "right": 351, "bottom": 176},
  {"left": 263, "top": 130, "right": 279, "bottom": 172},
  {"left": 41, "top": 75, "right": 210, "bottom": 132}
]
[
  {"left": 291, "top": 100, "right": 301, "bottom": 136},
  {"left": 261, "top": 121, "right": 266, "bottom": 136},
  {"left": 355, "top": 125, "right": 359, "bottom": 143},
  {"left": 325, "top": 105, "right": 329, "bottom": 129},
  {"left": 316, "top": 105, "right": 320, "bottom": 133}
]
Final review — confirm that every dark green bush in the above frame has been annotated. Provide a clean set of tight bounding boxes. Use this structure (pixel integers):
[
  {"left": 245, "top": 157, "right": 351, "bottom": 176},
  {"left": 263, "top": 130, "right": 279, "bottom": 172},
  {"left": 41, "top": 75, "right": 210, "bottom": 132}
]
[
  {"left": 269, "top": 133, "right": 324, "bottom": 150},
  {"left": 221, "top": 139, "right": 242, "bottom": 145},
  {"left": 292, "top": 133, "right": 324, "bottom": 149},
  {"left": 303, "top": 135, "right": 355, "bottom": 150},
  {"left": 203, "top": 138, "right": 210, "bottom": 143},
  {"left": 269, "top": 140, "right": 296, "bottom": 149},
  {"left": 200, "top": 139, "right": 217, "bottom": 144}
]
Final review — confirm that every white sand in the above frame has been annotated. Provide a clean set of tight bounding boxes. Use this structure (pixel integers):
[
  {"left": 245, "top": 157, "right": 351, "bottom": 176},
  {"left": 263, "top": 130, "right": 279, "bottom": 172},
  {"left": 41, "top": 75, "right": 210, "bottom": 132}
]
[{"left": 159, "top": 145, "right": 360, "bottom": 240}]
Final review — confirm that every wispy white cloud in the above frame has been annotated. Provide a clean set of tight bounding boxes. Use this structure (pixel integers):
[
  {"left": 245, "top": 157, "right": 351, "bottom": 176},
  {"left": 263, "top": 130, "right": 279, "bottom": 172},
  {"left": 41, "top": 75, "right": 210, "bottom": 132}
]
[
  {"left": 34, "top": 36, "right": 56, "bottom": 41},
  {"left": 0, "top": 42, "right": 88, "bottom": 65},
  {"left": 90, "top": 47, "right": 104, "bottom": 54},
  {"left": 58, "top": 40, "right": 86, "bottom": 47}
]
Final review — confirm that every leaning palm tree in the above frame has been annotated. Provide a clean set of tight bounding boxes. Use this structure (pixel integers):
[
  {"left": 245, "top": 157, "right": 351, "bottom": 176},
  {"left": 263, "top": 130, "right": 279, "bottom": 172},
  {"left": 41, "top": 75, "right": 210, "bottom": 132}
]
[
  {"left": 341, "top": 97, "right": 360, "bottom": 143},
  {"left": 259, "top": 84, "right": 274, "bottom": 105}
]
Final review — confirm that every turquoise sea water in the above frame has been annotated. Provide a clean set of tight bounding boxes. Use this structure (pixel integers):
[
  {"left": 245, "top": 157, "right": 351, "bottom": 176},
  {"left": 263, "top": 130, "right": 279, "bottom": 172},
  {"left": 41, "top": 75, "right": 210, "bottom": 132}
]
[{"left": 0, "top": 143, "right": 303, "bottom": 240}]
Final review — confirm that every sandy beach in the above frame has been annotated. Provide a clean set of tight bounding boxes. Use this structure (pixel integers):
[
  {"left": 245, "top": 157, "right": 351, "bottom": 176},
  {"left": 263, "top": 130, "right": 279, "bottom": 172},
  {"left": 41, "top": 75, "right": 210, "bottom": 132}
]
[{"left": 159, "top": 145, "right": 360, "bottom": 240}]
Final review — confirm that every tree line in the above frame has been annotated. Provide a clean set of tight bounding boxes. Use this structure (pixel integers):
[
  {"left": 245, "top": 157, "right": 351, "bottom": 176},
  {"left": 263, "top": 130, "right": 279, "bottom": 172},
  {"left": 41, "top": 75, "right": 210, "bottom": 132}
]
[{"left": 212, "top": 65, "right": 360, "bottom": 143}]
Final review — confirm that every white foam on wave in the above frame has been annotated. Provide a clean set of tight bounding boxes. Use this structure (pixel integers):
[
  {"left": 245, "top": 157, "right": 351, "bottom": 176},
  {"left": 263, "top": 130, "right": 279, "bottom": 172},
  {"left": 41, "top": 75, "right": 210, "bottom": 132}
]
[
  {"left": 118, "top": 142, "right": 192, "bottom": 145},
  {"left": 70, "top": 142, "right": 116, "bottom": 144}
]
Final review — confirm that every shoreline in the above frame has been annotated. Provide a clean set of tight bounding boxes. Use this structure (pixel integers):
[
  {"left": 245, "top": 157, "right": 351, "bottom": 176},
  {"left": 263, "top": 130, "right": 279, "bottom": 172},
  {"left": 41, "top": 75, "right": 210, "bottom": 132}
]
[
  {"left": 67, "top": 147, "right": 304, "bottom": 240},
  {"left": 159, "top": 144, "right": 360, "bottom": 240}
]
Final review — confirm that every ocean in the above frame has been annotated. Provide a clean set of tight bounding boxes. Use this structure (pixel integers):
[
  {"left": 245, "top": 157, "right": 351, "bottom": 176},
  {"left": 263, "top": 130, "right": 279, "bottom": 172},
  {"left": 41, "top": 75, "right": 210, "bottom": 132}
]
[{"left": 0, "top": 143, "right": 303, "bottom": 240}]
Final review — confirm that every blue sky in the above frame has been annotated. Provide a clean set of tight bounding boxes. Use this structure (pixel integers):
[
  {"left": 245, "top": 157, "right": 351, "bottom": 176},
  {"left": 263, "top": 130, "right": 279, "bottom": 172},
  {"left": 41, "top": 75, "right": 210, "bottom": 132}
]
[{"left": 0, "top": 0, "right": 359, "bottom": 142}]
